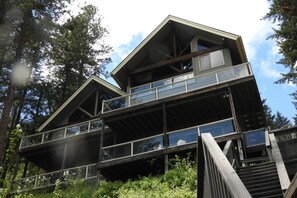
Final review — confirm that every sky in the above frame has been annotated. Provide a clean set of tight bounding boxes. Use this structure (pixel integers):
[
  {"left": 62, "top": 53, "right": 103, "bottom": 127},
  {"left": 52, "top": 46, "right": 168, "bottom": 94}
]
[{"left": 77, "top": 0, "right": 296, "bottom": 121}]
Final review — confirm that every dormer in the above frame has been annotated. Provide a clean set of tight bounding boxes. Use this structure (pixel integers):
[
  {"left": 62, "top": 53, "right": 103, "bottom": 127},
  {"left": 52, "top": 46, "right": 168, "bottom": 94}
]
[{"left": 111, "top": 15, "right": 247, "bottom": 92}]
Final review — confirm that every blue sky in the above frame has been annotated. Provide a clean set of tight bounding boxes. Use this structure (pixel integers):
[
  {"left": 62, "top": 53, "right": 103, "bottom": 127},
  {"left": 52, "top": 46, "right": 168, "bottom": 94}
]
[{"left": 81, "top": 0, "right": 296, "bottom": 121}]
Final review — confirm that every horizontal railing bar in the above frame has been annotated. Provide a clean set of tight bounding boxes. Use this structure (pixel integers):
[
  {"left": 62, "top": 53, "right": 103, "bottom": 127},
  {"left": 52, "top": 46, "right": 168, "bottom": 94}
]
[
  {"left": 102, "top": 134, "right": 164, "bottom": 149},
  {"left": 20, "top": 119, "right": 104, "bottom": 149},
  {"left": 103, "top": 62, "right": 252, "bottom": 112},
  {"left": 14, "top": 163, "right": 97, "bottom": 182}
]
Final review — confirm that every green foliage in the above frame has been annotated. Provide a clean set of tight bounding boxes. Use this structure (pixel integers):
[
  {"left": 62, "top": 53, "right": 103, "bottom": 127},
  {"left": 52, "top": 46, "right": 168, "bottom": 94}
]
[
  {"left": 93, "top": 155, "right": 197, "bottom": 198},
  {"left": 15, "top": 156, "right": 196, "bottom": 197}
]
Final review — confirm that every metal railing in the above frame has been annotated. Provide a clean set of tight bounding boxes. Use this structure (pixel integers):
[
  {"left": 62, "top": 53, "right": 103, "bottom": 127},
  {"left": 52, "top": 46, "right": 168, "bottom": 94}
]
[
  {"left": 102, "top": 62, "right": 252, "bottom": 113},
  {"left": 11, "top": 163, "right": 97, "bottom": 193},
  {"left": 20, "top": 119, "right": 103, "bottom": 149},
  {"left": 101, "top": 118, "right": 235, "bottom": 161},
  {"left": 202, "top": 133, "right": 251, "bottom": 198}
]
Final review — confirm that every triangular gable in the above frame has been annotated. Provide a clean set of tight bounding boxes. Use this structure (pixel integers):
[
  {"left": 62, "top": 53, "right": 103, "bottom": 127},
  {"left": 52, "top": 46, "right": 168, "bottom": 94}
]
[
  {"left": 111, "top": 15, "right": 247, "bottom": 89},
  {"left": 37, "top": 76, "right": 125, "bottom": 132}
]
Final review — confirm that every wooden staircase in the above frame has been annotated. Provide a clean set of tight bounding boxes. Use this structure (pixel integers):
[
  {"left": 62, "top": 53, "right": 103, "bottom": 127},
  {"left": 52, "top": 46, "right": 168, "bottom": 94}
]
[{"left": 237, "top": 162, "right": 283, "bottom": 198}]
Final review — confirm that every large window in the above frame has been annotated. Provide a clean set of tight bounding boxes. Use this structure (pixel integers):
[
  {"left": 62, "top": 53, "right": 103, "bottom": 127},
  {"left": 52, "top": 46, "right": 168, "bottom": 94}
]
[
  {"left": 199, "top": 50, "right": 225, "bottom": 71},
  {"left": 199, "top": 119, "right": 234, "bottom": 137}
]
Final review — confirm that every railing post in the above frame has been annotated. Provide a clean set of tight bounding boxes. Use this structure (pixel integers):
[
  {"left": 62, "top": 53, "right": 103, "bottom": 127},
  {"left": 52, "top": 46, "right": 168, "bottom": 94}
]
[
  {"left": 88, "top": 120, "right": 91, "bottom": 133},
  {"left": 19, "top": 137, "right": 23, "bottom": 149},
  {"left": 131, "top": 142, "right": 134, "bottom": 156},
  {"left": 34, "top": 176, "right": 38, "bottom": 189},
  {"left": 185, "top": 80, "right": 188, "bottom": 93},
  {"left": 86, "top": 166, "right": 89, "bottom": 179},
  {"left": 64, "top": 127, "right": 67, "bottom": 138},
  {"left": 41, "top": 133, "right": 45, "bottom": 144},
  {"left": 215, "top": 72, "right": 219, "bottom": 84},
  {"left": 156, "top": 88, "right": 159, "bottom": 100}
]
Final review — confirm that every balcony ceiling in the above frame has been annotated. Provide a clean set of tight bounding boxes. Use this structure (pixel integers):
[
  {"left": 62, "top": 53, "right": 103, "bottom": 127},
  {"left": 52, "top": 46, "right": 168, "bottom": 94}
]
[
  {"left": 103, "top": 77, "right": 265, "bottom": 140},
  {"left": 19, "top": 132, "right": 101, "bottom": 171},
  {"left": 111, "top": 15, "right": 247, "bottom": 89}
]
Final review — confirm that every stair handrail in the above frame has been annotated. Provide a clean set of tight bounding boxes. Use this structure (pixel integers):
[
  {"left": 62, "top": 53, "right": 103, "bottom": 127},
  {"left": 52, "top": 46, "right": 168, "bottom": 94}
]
[
  {"left": 202, "top": 133, "right": 251, "bottom": 198},
  {"left": 269, "top": 132, "right": 291, "bottom": 193},
  {"left": 284, "top": 173, "right": 297, "bottom": 198}
]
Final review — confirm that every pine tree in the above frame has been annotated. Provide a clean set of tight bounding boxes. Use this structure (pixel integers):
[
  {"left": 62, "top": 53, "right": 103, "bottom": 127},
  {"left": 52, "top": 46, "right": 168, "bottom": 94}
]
[
  {"left": 274, "top": 111, "right": 291, "bottom": 129},
  {"left": 48, "top": 4, "right": 112, "bottom": 106}
]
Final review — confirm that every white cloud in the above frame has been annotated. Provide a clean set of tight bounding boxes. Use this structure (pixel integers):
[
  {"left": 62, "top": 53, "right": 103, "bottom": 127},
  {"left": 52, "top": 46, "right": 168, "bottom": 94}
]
[{"left": 259, "top": 59, "right": 281, "bottom": 79}]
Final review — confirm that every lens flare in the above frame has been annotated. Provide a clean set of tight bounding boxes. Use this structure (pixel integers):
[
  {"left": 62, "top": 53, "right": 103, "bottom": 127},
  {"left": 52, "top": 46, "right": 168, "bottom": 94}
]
[{"left": 11, "top": 62, "right": 31, "bottom": 87}]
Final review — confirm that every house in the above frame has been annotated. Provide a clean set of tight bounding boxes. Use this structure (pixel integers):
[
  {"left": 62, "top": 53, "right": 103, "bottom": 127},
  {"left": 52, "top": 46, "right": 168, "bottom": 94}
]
[{"left": 11, "top": 15, "right": 297, "bottom": 197}]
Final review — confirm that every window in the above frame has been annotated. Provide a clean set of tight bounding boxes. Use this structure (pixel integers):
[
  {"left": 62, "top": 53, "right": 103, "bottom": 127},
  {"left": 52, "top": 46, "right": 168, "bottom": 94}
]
[{"left": 199, "top": 50, "right": 225, "bottom": 71}]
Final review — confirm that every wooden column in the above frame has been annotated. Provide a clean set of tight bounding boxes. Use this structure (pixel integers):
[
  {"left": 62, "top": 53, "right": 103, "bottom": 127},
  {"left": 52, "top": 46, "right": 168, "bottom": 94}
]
[
  {"left": 9, "top": 155, "right": 20, "bottom": 192},
  {"left": 60, "top": 143, "right": 68, "bottom": 180},
  {"left": 98, "top": 120, "right": 105, "bottom": 162},
  {"left": 163, "top": 104, "right": 168, "bottom": 173},
  {"left": 97, "top": 120, "right": 105, "bottom": 184},
  {"left": 228, "top": 88, "right": 244, "bottom": 161}
]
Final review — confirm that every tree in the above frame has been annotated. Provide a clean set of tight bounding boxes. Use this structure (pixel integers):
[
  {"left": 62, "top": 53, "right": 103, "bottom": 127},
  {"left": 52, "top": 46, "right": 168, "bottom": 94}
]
[
  {"left": 48, "top": 4, "right": 112, "bottom": 106},
  {"left": 262, "top": 99, "right": 277, "bottom": 129},
  {"left": 274, "top": 111, "right": 291, "bottom": 129},
  {"left": 264, "top": 0, "right": 297, "bottom": 84},
  {"left": 0, "top": 0, "right": 71, "bottom": 184},
  {"left": 264, "top": 1, "right": 297, "bottom": 125},
  {"left": 262, "top": 99, "right": 291, "bottom": 129}
]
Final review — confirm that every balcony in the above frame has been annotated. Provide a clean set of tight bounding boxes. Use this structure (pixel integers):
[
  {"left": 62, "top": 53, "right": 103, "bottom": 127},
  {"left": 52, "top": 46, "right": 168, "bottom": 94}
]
[
  {"left": 20, "top": 119, "right": 103, "bottom": 149},
  {"left": 102, "top": 62, "right": 252, "bottom": 113},
  {"left": 101, "top": 118, "right": 234, "bottom": 161},
  {"left": 11, "top": 163, "right": 97, "bottom": 193}
]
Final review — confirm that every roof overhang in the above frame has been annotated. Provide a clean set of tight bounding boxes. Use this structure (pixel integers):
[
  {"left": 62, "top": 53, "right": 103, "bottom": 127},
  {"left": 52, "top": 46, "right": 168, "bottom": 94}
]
[
  {"left": 37, "top": 76, "right": 125, "bottom": 132},
  {"left": 111, "top": 15, "right": 248, "bottom": 90}
]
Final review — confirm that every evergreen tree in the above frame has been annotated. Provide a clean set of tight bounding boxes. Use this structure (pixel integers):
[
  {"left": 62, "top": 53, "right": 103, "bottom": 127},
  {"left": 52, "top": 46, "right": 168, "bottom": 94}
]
[
  {"left": 0, "top": 0, "right": 71, "bottom": 185},
  {"left": 262, "top": 99, "right": 277, "bottom": 129},
  {"left": 264, "top": 1, "right": 297, "bottom": 122},
  {"left": 48, "top": 4, "right": 112, "bottom": 106},
  {"left": 264, "top": 0, "right": 297, "bottom": 83},
  {"left": 274, "top": 111, "right": 291, "bottom": 129}
]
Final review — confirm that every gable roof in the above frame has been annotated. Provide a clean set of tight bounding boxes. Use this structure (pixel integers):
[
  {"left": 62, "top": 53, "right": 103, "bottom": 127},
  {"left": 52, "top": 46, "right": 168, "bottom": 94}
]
[
  {"left": 111, "top": 15, "right": 247, "bottom": 89},
  {"left": 37, "top": 75, "right": 125, "bottom": 132}
]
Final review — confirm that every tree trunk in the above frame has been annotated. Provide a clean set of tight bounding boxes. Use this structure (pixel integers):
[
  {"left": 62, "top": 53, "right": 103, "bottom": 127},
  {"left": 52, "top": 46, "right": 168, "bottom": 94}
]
[{"left": 0, "top": 83, "right": 15, "bottom": 164}]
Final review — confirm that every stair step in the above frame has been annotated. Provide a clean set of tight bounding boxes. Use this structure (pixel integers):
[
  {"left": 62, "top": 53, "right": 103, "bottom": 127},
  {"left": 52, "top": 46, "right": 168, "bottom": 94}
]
[
  {"left": 244, "top": 180, "right": 281, "bottom": 190},
  {"left": 241, "top": 174, "right": 279, "bottom": 186},
  {"left": 237, "top": 164, "right": 276, "bottom": 173},
  {"left": 260, "top": 194, "right": 283, "bottom": 198},
  {"left": 240, "top": 173, "right": 279, "bottom": 182},
  {"left": 251, "top": 188, "right": 283, "bottom": 197},
  {"left": 237, "top": 162, "right": 275, "bottom": 171},
  {"left": 238, "top": 168, "right": 277, "bottom": 177},
  {"left": 248, "top": 184, "right": 281, "bottom": 194}
]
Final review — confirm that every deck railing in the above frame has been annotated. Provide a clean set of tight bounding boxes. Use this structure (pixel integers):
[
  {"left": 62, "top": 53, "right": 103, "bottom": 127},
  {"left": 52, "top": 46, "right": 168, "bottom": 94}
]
[
  {"left": 102, "top": 62, "right": 252, "bottom": 113},
  {"left": 202, "top": 133, "right": 251, "bottom": 198},
  {"left": 102, "top": 118, "right": 234, "bottom": 161},
  {"left": 11, "top": 163, "right": 97, "bottom": 193},
  {"left": 20, "top": 119, "right": 103, "bottom": 149}
]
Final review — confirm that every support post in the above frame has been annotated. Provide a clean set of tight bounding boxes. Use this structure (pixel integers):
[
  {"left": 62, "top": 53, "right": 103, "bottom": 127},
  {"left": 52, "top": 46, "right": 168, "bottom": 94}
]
[
  {"left": 9, "top": 155, "right": 20, "bottom": 192},
  {"left": 97, "top": 120, "right": 105, "bottom": 185},
  {"left": 228, "top": 88, "right": 244, "bottom": 161},
  {"left": 60, "top": 143, "right": 68, "bottom": 181},
  {"left": 162, "top": 104, "right": 168, "bottom": 173}
]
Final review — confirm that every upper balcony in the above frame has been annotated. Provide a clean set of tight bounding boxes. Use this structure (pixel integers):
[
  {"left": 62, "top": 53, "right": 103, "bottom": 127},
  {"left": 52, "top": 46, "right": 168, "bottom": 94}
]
[{"left": 102, "top": 62, "right": 252, "bottom": 114}]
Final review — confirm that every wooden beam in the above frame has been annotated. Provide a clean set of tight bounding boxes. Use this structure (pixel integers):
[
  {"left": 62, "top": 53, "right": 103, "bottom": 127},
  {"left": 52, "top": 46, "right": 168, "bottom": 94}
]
[
  {"left": 130, "top": 45, "right": 225, "bottom": 75},
  {"left": 155, "top": 49, "right": 173, "bottom": 59}
]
